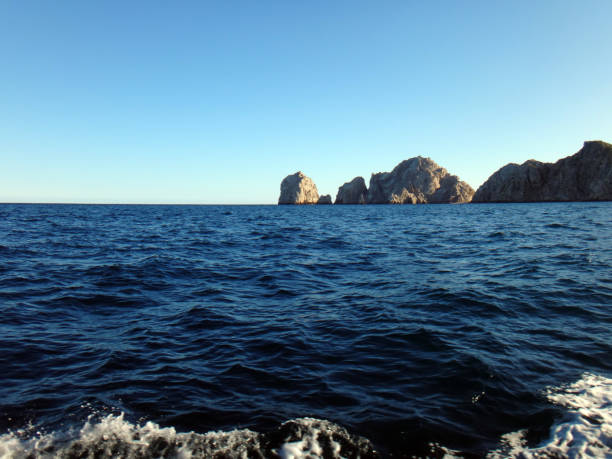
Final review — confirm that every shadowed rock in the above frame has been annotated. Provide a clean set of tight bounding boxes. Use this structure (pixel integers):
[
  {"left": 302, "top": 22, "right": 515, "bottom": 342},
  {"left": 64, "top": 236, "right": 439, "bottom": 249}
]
[
  {"left": 278, "top": 172, "right": 320, "bottom": 205},
  {"left": 366, "top": 157, "right": 474, "bottom": 204},
  {"left": 472, "top": 141, "right": 612, "bottom": 202},
  {"left": 335, "top": 177, "right": 368, "bottom": 204},
  {"left": 430, "top": 174, "right": 477, "bottom": 203},
  {"left": 317, "top": 194, "right": 332, "bottom": 204}
]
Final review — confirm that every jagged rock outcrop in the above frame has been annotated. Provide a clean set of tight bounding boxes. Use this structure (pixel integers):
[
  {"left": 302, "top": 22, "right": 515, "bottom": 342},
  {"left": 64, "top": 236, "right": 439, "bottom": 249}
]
[
  {"left": 366, "top": 157, "right": 474, "bottom": 204},
  {"left": 472, "top": 141, "right": 612, "bottom": 202},
  {"left": 317, "top": 195, "right": 332, "bottom": 204},
  {"left": 335, "top": 177, "right": 367, "bottom": 204},
  {"left": 278, "top": 172, "right": 319, "bottom": 204}
]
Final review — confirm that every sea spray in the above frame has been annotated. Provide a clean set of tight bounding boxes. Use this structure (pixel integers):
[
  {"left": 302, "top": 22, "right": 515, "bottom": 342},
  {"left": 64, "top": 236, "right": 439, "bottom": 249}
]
[
  {"left": 488, "top": 373, "right": 612, "bottom": 458},
  {"left": 0, "top": 415, "right": 376, "bottom": 459}
]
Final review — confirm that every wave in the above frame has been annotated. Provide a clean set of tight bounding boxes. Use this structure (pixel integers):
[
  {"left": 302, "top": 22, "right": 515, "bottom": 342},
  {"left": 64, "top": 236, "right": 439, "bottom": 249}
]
[
  {"left": 488, "top": 373, "right": 612, "bottom": 458},
  {"left": 1, "top": 373, "right": 609, "bottom": 458},
  {"left": 0, "top": 416, "right": 377, "bottom": 459}
]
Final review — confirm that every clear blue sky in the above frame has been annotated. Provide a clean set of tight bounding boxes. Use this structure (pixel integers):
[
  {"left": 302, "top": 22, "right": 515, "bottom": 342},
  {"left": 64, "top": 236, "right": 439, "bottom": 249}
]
[{"left": 1, "top": 1, "right": 611, "bottom": 203}]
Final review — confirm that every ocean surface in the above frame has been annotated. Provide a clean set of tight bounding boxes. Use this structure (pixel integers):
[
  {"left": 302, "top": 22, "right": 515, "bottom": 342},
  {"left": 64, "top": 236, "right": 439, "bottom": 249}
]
[{"left": 0, "top": 202, "right": 610, "bottom": 458}]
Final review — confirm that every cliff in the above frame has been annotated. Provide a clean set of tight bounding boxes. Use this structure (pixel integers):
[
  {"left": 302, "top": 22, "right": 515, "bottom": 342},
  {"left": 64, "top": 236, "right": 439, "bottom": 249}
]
[
  {"left": 278, "top": 172, "right": 320, "bottom": 204},
  {"left": 335, "top": 177, "right": 367, "bottom": 204},
  {"left": 472, "top": 141, "right": 612, "bottom": 202},
  {"left": 366, "top": 157, "right": 474, "bottom": 204}
]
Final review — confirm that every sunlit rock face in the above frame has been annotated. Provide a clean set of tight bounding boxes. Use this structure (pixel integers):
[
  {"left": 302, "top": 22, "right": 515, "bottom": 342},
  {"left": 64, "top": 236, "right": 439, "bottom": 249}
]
[
  {"left": 278, "top": 171, "right": 320, "bottom": 204},
  {"left": 366, "top": 157, "right": 474, "bottom": 204},
  {"left": 473, "top": 141, "right": 612, "bottom": 202},
  {"left": 335, "top": 177, "right": 368, "bottom": 204}
]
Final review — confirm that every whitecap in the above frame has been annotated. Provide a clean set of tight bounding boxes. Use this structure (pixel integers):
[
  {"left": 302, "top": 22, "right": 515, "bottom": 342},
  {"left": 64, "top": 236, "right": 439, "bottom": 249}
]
[
  {"left": 0, "top": 414, "right": 376, "bottom": 459},
  {"left": 0, "top": 413, "right": 261, "bottom": 459},
  {"left": 488, "top": 372, "right": 612, "bottom": 458}
]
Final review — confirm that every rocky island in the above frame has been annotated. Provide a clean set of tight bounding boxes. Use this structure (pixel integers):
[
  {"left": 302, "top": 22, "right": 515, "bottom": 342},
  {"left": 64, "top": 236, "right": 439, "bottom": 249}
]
[
  {"left": 317, "top": 195, "right": 332, "bottom": 204},
  {"left": 473, "top": 140, "right": 612, "bottom": 202},
  {"left": 279, "top": 157, "right": 474, "bottom": 205},
  {"left": 278, "top": 141, "right": 611, "bottom": 205},
  {"left": 365, "top": 156, "right": 474, "bottom": 204},
  {"left": 278, "top": 171, "right": 321, "bottom": 204},
  {"left": 335, "top": 177, "right": 368, "bottom": 204}
]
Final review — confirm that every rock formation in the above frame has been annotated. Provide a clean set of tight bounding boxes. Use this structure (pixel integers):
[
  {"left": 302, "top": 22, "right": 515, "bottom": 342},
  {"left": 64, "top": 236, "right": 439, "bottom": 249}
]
[
  {"left": 335, "top": 177, "right": 367, "bottom": 204},
  {"left": 366, "top": 157, "right": 474, "bottom": 204},
  {"left": 278, "top": 172, "right": 320, "bottom": 204},
  {"left": 472, "top": 141, "right": 612, "bottom": 202},
  {"left": 317, "top": 195, "right": 332, "bottom": 204}
]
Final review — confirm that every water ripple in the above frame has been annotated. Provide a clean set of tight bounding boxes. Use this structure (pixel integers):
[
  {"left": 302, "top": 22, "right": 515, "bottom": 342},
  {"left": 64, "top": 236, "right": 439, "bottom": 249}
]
[{"left": 0, "top": 202, "right": 610, "bottom": 457}]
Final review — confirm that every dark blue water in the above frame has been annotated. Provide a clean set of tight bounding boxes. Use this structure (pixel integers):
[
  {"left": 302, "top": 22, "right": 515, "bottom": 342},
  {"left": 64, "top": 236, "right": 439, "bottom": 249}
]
[{"left": 0, "top": 203, "right": 610, "bottom": 458}]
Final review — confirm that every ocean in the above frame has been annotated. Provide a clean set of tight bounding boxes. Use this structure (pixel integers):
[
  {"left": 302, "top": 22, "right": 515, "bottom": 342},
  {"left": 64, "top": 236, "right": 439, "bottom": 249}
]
[{"left": 0, "top": 202, "right": 610, "bottom": 458}]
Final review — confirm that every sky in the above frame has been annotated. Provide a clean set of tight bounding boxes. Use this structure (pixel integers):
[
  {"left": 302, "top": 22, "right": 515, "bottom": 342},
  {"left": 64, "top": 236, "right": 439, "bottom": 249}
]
[{"left": 1, "top": 1, "right": 611, "bottom": 204}]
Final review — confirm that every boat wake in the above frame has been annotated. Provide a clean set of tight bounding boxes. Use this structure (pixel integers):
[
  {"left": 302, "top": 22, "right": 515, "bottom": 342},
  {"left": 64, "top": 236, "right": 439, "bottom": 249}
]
[
  {"left": 488, "top": 373, "right": 612, "bottom": 458},
  {"left": 1, "top": 373, "right": 610, "bottom": 458},
  {"left": 0, "top": 415, "right": 377, "bottom": 459}
]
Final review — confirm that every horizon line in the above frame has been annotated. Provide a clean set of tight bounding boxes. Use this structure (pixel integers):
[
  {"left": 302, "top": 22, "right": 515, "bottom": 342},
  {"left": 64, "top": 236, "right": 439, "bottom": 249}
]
[{"left": 0, "top": 202, "right": 280, "bottom": 206}]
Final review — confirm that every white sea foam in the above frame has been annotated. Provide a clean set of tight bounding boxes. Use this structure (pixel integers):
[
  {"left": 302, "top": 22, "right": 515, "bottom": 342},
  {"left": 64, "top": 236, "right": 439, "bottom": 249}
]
[
  {"left": 0, "top": 414, "right": 374, "bottom": 459},
  {"left": 276, "top": 418, "right": 343, "bottom": 459},
  {"left": 488, "top": 372, "right": 612, "bottom": 458},
  {"left": 2, "top": 373, "right": 608, "bottom": 458},
  {"left": 0, "top": 413, "right": 261, "bottom": 459}
]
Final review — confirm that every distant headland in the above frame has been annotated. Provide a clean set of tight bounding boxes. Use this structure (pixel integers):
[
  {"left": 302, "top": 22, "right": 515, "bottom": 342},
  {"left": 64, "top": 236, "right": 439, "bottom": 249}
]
[{"left": 278, "top": 140, "right": 612, "bottom": 204}]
